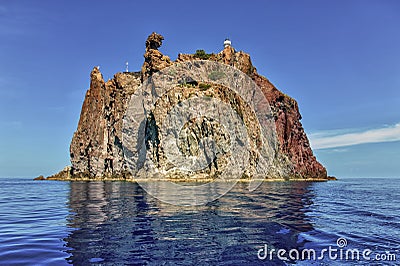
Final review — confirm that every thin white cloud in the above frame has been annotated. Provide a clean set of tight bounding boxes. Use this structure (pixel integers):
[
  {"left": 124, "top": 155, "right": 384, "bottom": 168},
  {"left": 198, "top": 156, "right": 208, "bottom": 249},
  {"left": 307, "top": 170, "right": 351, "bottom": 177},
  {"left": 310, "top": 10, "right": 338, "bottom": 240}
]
[{"left": 310, "top": 123, "right": 400, "bottom": 149}]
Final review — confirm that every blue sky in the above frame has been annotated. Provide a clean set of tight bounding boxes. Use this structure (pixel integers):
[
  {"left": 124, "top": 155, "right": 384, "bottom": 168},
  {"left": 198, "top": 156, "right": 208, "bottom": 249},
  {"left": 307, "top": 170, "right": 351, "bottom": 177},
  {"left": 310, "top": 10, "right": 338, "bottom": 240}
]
[{"left": 0, "top": 0, "right": 399, "bottom": 178}]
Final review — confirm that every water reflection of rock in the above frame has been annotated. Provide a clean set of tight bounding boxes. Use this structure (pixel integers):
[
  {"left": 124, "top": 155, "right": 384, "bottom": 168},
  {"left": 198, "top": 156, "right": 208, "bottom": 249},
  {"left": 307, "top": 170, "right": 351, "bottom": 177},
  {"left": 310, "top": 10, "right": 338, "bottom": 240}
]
[{"left": 65, "top": 181, "right": 315, "bottom": 265}]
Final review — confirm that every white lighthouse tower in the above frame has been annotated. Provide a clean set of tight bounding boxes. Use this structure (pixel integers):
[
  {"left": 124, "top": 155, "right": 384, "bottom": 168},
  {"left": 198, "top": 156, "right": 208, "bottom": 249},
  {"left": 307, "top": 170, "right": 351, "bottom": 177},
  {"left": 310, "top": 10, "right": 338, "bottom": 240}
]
[{"left": 224, "top": 38, "right": 231, "bottom": 48}]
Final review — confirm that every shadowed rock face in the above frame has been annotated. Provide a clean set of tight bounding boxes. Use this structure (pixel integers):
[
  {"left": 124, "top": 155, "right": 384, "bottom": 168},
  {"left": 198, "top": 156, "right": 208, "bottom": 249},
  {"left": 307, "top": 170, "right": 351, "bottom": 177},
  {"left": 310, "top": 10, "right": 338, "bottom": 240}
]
[
  {"left": 69, "top": 69, "right": 141, "bottom": 178},
  {"left": 67, "top": 32, "right": 328, "bottom": 180},
  {"left": 251, "top": 74, "right": 327, "bottom": 179}
]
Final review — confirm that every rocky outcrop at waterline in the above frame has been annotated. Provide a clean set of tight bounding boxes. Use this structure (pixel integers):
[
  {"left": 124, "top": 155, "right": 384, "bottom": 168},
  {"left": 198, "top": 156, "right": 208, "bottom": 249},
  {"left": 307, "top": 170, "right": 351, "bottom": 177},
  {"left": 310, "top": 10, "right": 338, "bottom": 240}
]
[{"left": 44, "top": 32, "right": 333, "bottom": 181}]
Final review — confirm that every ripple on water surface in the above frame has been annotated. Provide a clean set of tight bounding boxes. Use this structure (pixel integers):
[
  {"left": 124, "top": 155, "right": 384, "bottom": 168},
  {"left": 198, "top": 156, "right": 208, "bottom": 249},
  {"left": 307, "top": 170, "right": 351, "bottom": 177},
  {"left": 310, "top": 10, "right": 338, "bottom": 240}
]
[{"left": 0, "top": 178, "right": 398, "bottom": 265}]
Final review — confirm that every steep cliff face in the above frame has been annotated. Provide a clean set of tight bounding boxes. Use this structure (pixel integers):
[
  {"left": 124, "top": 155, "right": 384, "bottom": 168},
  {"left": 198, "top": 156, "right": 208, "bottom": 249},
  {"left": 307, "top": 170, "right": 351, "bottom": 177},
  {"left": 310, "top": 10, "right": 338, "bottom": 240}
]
[
  {"left": 69, "top": 68, "right": 141, "bottom": 178},
  {"left": 252, "top": 74, "right": 327, "bottom": 179},
  {"left": 177, "top": 45, "right": 327, "bottom": 179},
  {"left": 66, "top": 32, "right": 328, "bottom": 180}
]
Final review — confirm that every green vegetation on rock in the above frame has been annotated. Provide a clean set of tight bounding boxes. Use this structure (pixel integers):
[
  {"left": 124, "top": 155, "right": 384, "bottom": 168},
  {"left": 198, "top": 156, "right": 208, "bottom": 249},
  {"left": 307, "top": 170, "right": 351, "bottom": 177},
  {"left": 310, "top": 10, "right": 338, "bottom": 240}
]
[
  {"left": 194, "top": 49, "right": 212, "bottom": 60},
  {"left": 199, "top": 83, "right": 212, "bottom": 90}
]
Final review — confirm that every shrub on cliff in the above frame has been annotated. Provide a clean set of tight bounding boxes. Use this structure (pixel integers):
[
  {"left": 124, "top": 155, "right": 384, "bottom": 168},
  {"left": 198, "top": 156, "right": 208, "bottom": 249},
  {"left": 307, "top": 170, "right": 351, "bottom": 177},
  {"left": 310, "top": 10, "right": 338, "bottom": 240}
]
[{"left": 194, "top": 49, "right": 211, "bottom": 60}]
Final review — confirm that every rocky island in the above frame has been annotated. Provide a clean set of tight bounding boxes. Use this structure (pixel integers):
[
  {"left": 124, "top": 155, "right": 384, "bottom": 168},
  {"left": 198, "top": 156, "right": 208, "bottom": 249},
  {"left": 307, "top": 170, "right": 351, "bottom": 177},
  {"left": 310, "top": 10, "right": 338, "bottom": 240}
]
[{"left": 44, "top": 32, "right": 334, "bottom": 182}]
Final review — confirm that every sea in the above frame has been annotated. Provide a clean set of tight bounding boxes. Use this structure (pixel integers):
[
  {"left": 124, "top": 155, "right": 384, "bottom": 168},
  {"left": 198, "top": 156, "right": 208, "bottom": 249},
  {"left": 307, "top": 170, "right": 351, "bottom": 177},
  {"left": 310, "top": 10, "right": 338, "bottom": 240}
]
[{"left": 0, "top": 177, "right": 398, "bottom": 265}]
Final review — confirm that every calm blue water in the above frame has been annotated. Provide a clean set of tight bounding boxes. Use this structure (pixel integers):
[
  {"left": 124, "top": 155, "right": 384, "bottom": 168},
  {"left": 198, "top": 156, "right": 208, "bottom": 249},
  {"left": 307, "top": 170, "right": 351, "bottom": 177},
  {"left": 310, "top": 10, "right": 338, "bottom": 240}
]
[{"left": 0, "top": 178, "right": 398, "bottom": 265}]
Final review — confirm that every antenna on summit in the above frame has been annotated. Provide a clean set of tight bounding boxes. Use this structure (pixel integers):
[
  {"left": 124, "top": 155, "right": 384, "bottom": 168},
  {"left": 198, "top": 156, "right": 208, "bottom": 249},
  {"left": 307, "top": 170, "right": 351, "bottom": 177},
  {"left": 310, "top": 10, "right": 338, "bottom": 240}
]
[{"left": 125, "top": 61, "right": 129, "bottom": 72}]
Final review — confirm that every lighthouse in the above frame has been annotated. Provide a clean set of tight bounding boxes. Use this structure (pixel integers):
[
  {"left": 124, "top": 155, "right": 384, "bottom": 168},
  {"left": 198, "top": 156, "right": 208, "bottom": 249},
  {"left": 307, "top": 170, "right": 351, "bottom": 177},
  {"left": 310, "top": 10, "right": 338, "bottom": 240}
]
[{"left": 224, "top": 38, "right": 231, "bottom": 48}]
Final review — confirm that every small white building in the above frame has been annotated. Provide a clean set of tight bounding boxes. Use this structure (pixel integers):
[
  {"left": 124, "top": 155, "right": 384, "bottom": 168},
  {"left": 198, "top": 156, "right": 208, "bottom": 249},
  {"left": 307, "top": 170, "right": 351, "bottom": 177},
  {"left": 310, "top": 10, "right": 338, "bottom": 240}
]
[{"left": 224, "top": 38, "right": 231, "bottom": 48}]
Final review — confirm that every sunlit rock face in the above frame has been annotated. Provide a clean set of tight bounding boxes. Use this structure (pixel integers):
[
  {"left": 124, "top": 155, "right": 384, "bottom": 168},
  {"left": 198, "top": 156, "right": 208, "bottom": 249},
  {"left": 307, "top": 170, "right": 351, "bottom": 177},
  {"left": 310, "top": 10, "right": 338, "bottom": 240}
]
[{"left": 67, "top": 32, "right": 328, "bottom": 180}]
